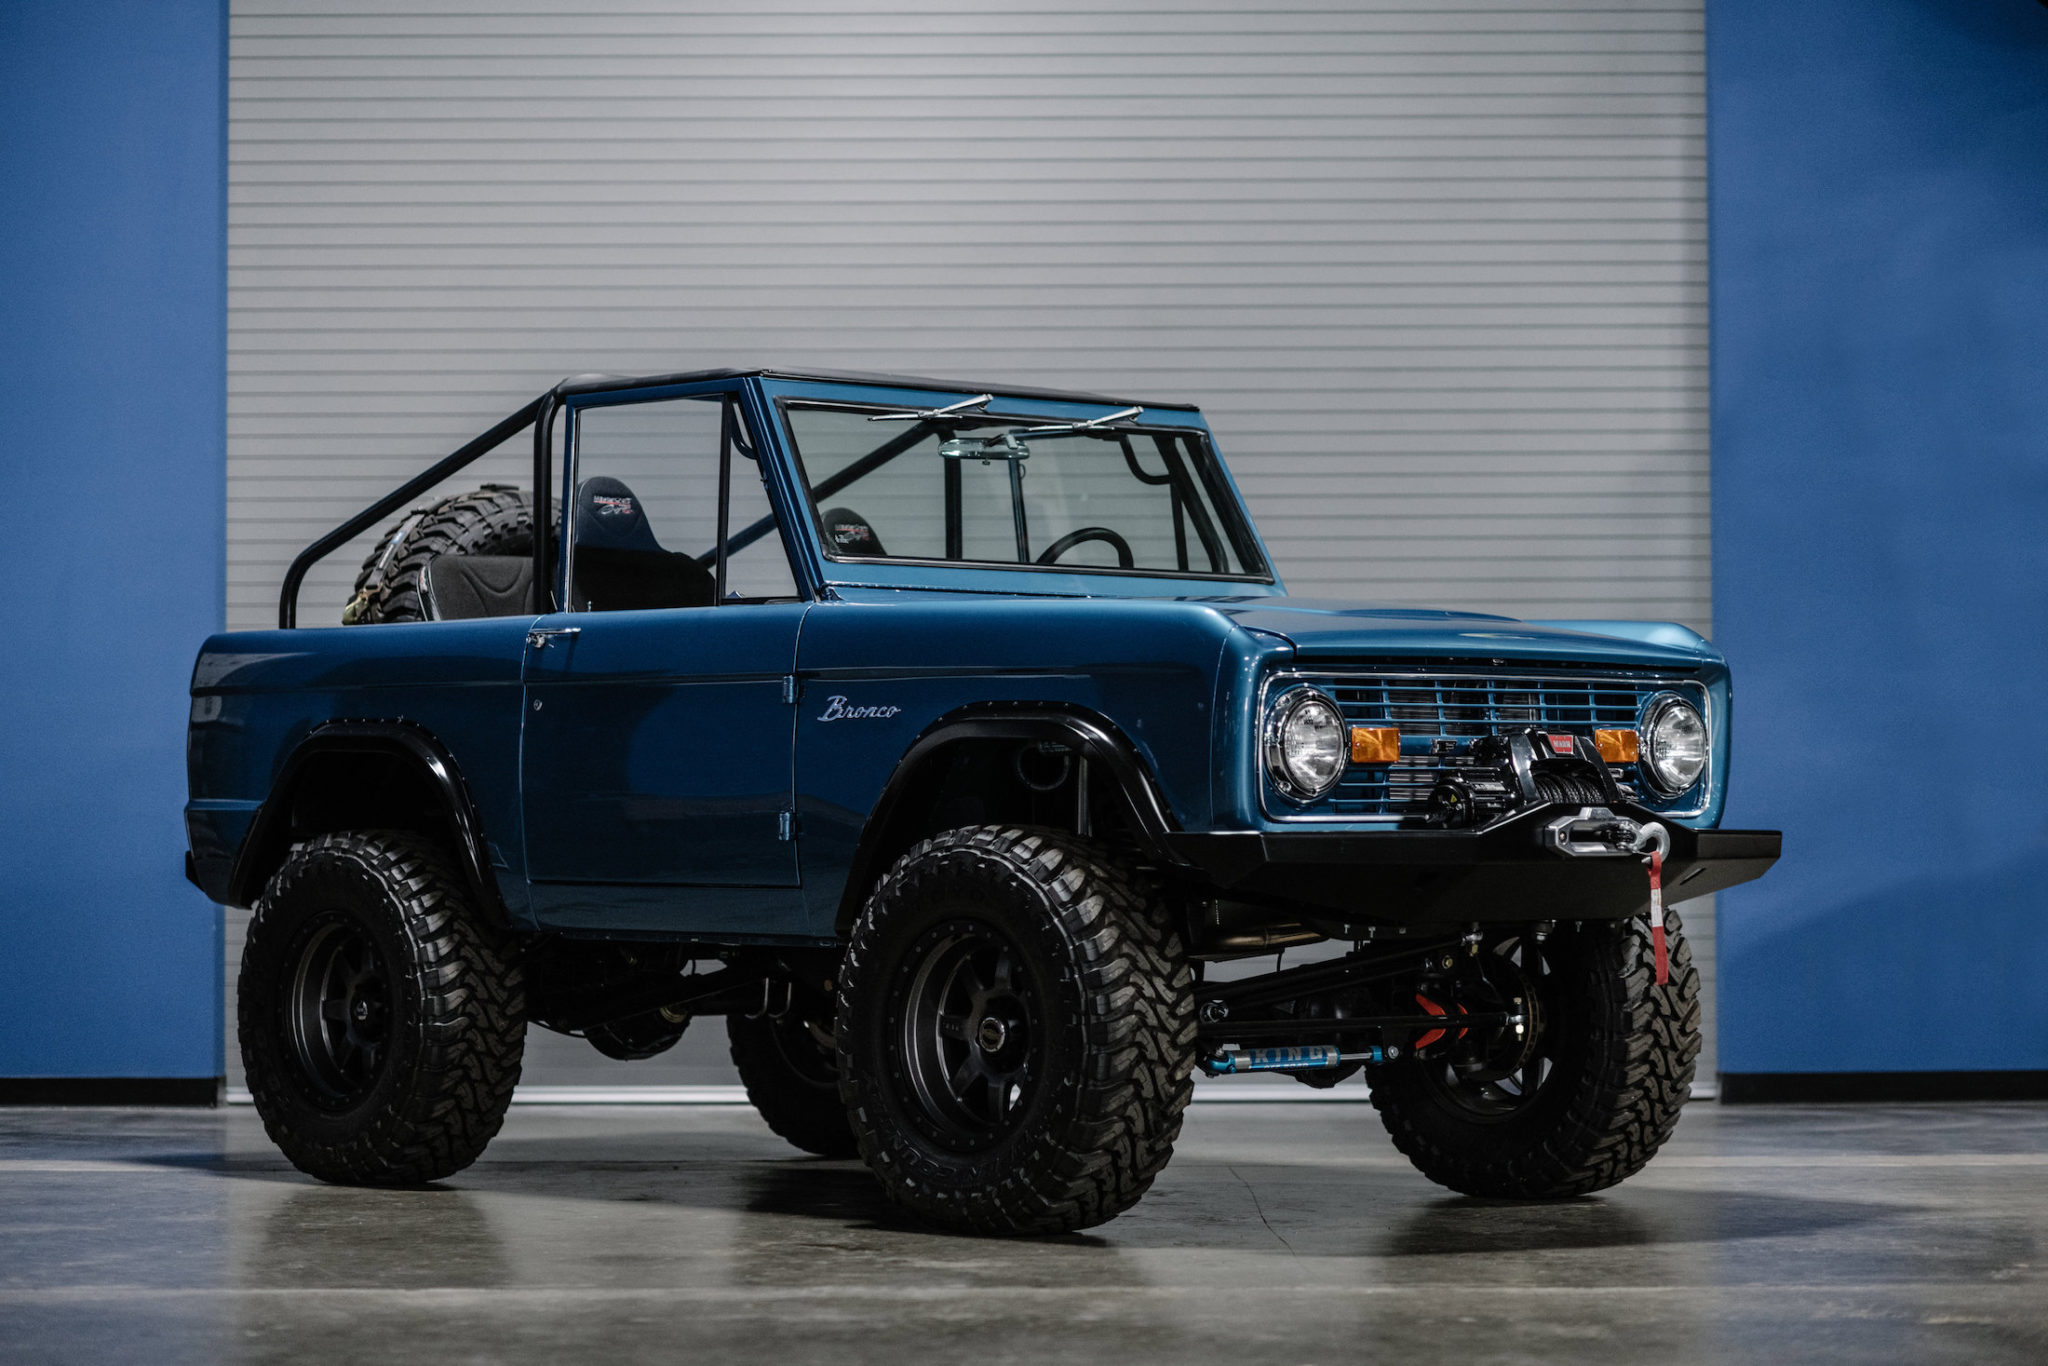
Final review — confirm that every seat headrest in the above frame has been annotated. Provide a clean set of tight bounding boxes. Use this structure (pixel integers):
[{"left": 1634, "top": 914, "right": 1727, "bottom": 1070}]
[
  {"left": 820, "top": 506, "right": 887, "bottom": 558},
  {"left": 574, "top": 476, "right": 663, "bottom": 553}
]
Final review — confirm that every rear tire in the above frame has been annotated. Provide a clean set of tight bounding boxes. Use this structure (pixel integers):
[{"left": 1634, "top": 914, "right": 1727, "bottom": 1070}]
[
  {"left": 837, "top": 825, "right": 1196, "bottom": 1235},
  {"left": 1369, "top": 910, "right": 1700, "bottom": 1198},
  {"left": 729, "top": 995, "right": 857, "bottom": 1158},
  {"left": 238, "top": 830, "right": 526, "bottom": 1185}
]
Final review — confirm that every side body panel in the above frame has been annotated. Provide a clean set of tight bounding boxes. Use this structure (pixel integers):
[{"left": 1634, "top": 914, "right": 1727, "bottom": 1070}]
[
  {"left": 186, "top": 617, "right": 537, "bottom": 920},
  {"left": 520, "top": 602, "right": 809, "bottom": 938},
  {"left": 792, "top": 596, "right": 1243, "bottom": 935}
]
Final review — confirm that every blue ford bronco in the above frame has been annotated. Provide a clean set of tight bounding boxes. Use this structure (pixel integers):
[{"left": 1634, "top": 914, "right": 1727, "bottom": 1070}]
[{"left": 185, "top": 369, "right": 1779, "bottom": 1234}]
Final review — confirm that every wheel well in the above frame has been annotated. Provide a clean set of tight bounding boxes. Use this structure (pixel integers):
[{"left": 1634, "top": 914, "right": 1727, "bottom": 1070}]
[
  {"left": 230, "top": 728, "right": 506, "bottom": 923},
  {"left": 833, "top": 716, "right": 1179, "bottom": 936},
  {"left": 281, "top": 748, "right": 448, "bottom": 843}
]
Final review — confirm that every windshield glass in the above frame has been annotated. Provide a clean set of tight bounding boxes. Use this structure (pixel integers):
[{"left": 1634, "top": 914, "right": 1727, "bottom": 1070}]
[{"left": 777, "top": 401, "right": 1267, "bottom": 579}]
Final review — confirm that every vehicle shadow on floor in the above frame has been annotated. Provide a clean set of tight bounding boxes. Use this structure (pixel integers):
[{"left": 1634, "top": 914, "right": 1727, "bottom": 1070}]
[
  {"left": 123, "top": 1140, "right": 1909, "bottom": 1259},
  {"left": 734, "top": 1158, "right": 1914, "bottom": 1259},
  {"left": 475, "top": 1142, "right": 1910, "bottom": 1257},
  {"left": 1376, "top": 1187, "right": 1901, "bottom": 1257}
]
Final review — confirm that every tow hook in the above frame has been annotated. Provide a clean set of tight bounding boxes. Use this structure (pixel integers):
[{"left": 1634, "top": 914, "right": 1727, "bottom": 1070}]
[
  {"left": 1633, "top": 821, "right": 1672, "bottom": 985},
  {"left": 1539, "top": 806, "right": 1643, "bottom": 857}
]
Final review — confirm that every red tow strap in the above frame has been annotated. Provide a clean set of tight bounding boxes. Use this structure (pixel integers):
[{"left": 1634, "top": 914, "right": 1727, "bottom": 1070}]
[{"left": 1646, "top": 844, "right": 1669, "bottom": 986}]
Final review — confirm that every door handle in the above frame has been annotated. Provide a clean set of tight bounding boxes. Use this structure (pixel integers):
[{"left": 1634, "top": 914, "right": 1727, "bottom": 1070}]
[{"left": 526, "top": 626, "right": 581, "bottom": 649}]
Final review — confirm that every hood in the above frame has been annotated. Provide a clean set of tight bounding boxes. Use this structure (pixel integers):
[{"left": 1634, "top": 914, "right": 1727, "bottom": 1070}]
[{"left": 1198, "top": 598, "right": 1719, "bottom": 670}]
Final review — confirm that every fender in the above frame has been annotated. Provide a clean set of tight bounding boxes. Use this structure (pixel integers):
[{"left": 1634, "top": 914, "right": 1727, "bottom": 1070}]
[
  {"left": 835, "top": 702, "right": 1190, "bottom": 931},
  {"left": 228, "top": 719, "right": 511, "bottom": 925}
]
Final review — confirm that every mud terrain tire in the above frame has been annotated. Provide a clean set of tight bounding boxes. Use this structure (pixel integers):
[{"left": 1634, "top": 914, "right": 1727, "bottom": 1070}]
[
  {"left": 239, "top": 830, "right": 526, "bottom": 1185},
  {"left": 837, "top": 825, "right": 1197, "bottom": 1235},
  {"left": 1370, "top": 909, "right": 1700, "bottom": 1198}
]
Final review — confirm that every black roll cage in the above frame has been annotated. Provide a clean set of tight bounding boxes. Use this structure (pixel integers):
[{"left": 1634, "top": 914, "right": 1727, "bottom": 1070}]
[
  {"left": 275, "top": 370, "right": 1244, "bottom": 626},
  {"left": 278, "top": 396, "right": 545, "bottom": 629},
  {"left": 279, "top": 375, "right": 767, "bottom": 628}
]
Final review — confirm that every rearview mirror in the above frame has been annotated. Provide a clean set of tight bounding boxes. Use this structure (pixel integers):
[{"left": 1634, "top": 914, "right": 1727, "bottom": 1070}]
[{"left": 939, "top": 433, "right": 1030, "bottom": 462}]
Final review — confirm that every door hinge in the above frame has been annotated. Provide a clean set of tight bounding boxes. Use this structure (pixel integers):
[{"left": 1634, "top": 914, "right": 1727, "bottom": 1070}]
[
  {"left": 781, "top": 674, "right": 798, "bottom": 705},
  {"left": 778, "top": 810, "right": 795, "bottom": 842}
]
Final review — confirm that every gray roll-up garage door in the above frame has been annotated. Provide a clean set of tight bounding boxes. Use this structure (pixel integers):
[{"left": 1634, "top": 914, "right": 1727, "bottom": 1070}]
[{"left": 226, "top": 0, "right": 1714, "bottom": 1088}]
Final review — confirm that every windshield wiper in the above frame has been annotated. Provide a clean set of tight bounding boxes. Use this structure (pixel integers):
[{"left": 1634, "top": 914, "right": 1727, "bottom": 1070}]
[
  {"left": 866, "top": 393, "right": 993, "bottom": 422},
  {"left": 1013, "top": 405, "right": 1143, "bottom": 436},
  {"left": 937, "top": 405, "right": 1147, "bottom": 460}
]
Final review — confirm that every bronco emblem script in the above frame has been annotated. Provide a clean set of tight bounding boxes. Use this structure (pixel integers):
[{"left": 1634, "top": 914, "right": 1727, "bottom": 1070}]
[{"left": 817, "top": 695, "right": 902, "bottom": 722}]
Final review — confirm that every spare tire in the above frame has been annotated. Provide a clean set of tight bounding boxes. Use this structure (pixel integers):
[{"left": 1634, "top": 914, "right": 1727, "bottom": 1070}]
[{"left": 343, "top": 485, "right": 532, "bottom": 624}]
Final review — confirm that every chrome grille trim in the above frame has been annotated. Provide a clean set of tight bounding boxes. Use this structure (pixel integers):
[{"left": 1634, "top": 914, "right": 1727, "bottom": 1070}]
[{"left": 1259, "top": 666, "right": 1711, "bottom": 823}]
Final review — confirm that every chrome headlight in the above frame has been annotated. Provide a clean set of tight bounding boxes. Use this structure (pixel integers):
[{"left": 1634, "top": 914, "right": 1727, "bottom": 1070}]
[
  {"left": 1264, "top": 688, "right": 1348, "bottom": 802},
  {"left": 1641, "top": 695, "right": 1709, "bottom": 796}
]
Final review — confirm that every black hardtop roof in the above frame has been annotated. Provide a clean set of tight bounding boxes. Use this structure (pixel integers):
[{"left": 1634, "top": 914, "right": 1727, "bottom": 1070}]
[{"left": 554, "top": 366, "right": 1200, "bottom": 413}]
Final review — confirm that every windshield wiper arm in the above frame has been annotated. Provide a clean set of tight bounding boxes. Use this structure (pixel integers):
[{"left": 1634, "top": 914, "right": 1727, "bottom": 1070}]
[
  {"left": 1013, "top": 405, "right": 1143, "bottom": 436},
  {"left": 866, "top": 393, "right": 993, "bottom": 422}
]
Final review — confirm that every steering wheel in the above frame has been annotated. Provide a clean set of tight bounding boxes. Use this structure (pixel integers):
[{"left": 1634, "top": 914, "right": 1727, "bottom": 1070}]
[{"left": 1036, "top": 526, "right": 1134, "bottom": 569}]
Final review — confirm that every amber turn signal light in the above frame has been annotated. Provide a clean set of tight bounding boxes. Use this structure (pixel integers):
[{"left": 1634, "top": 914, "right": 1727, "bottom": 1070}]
[
  {"left": 1595, "top": 728, "right": 1640, "bottom": 763},
  {"left": 1350, "top": 726, "right": 1401, "bottom": 764}
]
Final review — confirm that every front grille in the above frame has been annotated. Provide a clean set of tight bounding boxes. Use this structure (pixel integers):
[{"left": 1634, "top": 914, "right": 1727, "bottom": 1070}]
[{"left": 1279, "top": 668, "right": 1706, "bottom": 819}]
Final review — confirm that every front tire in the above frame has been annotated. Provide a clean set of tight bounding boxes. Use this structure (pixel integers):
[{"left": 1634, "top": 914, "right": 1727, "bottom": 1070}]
[
  {"left": 1369, "top": 910, "right": 1701, "bottom": 1198},
  {"left": 238, "top": 830, "right": 526, "bottom": 1185},
  {"left": 837, "top": 826, "right": 1196, "bottom": 1235}
]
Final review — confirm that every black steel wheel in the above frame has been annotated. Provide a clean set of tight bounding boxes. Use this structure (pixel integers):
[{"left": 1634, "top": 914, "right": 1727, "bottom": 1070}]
[
  {"left": 1370, "top": 910, "right": 1700, "bottom": 1198},
  {"left": 1412, "top": 933, "right": 1551, "bottom": 1119},
  {"left": 239, "top": 830, "right": 526, "bottom": 1185},
  {"left": 285, "top": 919, "right": 396, "bottom": 1108},
  {"left": 892, "top": 919, "right": 1045, "bottom": 1152},
  {"left": 728, "top": 990, "right": 857, "bottom": 1158},
  {"left": 837, "top": 825, "right": 1196, "bottom": 1235}
]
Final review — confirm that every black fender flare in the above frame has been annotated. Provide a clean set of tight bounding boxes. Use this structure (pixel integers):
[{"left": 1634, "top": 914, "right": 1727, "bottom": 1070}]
[
  {"left": 228, "top": 719, "right": 511, "bottom": 925},
  {"left": 834, "top": 702, "right": 1191, "bottom": 932}
]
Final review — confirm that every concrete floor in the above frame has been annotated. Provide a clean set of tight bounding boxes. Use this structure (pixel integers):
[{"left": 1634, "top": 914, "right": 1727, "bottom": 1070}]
[{"left": 3, "top": 1097, "right": 2046, "bottom": 1366}]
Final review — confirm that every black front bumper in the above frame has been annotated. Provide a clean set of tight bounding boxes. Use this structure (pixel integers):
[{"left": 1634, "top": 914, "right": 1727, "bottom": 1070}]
[{"left": 1165, "top": 802, "right": 1780, "bottom": 927}]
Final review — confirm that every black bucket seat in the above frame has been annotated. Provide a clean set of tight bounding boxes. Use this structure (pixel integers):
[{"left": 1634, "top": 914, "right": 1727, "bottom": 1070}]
[{"left": 569, "top": 476, "right": 715, "bottom": 612}]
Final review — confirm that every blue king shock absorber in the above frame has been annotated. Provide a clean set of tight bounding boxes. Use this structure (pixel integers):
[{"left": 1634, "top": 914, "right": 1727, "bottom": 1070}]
[{"left": 1202, "top": 1045, "right": 1387, "bottom": 1075}]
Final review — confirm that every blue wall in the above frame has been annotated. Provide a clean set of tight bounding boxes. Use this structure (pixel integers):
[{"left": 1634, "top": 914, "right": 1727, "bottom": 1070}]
[
  {"left": 0, "top": 1, "right": 226, "bottom": 1079},
  {"left": 1711, "top": 0, "right": 2048, "bottom": 1074}
]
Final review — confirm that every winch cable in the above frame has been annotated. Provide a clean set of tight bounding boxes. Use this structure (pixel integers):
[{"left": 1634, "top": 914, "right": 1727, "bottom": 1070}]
[{"left": 1635, "top": 821, "right": 1673, "bottom": 985}]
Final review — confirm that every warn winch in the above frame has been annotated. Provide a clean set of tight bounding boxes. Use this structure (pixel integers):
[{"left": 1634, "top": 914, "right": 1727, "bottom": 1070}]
[{"left": 1425, "top": 727, "right": 1628, "bottom": 831}]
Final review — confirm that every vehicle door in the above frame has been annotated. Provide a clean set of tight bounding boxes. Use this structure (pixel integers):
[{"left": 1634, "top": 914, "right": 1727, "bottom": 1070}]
[{"left": 520, "top": 386, "right": 811, "bottom": 937}]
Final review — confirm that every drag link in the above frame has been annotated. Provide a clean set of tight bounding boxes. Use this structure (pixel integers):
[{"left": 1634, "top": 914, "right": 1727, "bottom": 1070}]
[{"left": 1197, "top": 1010, "right": 1522, "bottom": 1042}]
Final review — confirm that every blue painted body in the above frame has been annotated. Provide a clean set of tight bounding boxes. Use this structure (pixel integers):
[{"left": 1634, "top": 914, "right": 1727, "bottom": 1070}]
[{"left": 189, "top": 375, "right": 1737, "bottom": 944}]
